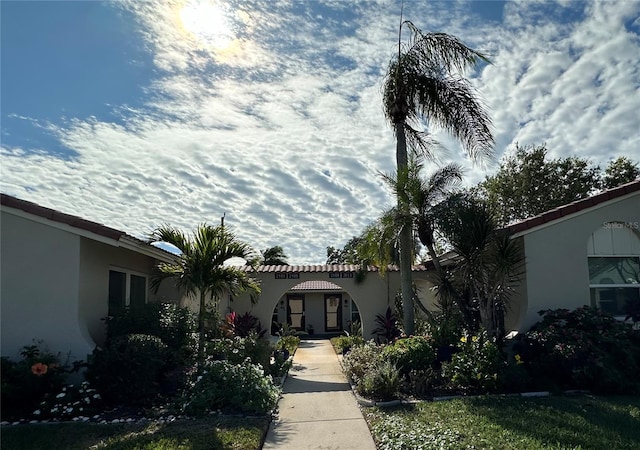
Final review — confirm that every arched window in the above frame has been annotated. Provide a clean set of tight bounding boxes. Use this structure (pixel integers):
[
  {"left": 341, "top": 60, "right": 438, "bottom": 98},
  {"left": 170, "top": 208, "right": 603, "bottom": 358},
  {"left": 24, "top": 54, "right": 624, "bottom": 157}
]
[{"left": 588, "top": 222, "right": 640, "bottom": 316}]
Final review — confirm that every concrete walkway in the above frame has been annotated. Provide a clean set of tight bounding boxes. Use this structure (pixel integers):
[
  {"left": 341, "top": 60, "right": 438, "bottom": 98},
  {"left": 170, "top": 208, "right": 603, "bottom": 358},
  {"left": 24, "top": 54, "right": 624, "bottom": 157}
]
[{"left": 263, "top": 339, "right": 377, "bottom": 450}]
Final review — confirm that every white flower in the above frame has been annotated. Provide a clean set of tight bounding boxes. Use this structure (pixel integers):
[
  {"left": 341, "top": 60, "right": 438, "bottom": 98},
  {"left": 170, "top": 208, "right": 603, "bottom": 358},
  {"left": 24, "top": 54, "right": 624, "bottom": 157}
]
[
  {"left": 56, "top": 393, "right": 66, "bottom": 399},
  {"left": 33, "top": 410, "right": 41, "bottom": 415}
]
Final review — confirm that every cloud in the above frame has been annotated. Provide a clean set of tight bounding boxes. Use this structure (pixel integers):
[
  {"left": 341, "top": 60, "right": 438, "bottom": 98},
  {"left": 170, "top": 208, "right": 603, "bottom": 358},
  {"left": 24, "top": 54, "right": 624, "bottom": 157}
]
[{"left": 1, "top": 0, "right": 639, "bottom": 264}]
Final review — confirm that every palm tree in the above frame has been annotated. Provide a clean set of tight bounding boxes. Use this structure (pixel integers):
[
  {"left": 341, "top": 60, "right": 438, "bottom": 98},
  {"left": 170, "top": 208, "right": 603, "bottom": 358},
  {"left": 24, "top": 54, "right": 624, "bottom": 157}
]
[
  {"left": 382, "top": 18, "right": 494, "bottom": 335},
  {"left": 260, "top": 245, "right": 289, "bottom": 265},
  {"left": 149, "top": 224, "right": 261, "bottom": 365},
  {"left": 434, "top": 193, "right": 523, "bottom": 337}
]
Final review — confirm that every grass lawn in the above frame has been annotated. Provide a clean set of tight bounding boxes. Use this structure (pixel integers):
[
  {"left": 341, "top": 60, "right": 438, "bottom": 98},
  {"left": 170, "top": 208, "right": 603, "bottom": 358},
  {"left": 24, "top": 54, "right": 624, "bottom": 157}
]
[
  {"left": 0, "top": 415, "right": 269, "bottom": 450},
  {"left": 364, "top": 395, "right": 640, "bottom": 450}
]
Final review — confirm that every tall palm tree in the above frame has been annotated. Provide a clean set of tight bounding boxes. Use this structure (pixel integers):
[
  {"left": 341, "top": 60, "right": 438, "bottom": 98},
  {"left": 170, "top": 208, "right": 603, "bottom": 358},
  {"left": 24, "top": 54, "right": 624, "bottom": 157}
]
[
  {"left": 382, "top": 19, "right": 494, "bottom": 335},
  {"left": 260, "top": 245, "right": 289, "bottom": 265},
  {"left": 149, "top": 224, "right": 261, "bottom": 365}
]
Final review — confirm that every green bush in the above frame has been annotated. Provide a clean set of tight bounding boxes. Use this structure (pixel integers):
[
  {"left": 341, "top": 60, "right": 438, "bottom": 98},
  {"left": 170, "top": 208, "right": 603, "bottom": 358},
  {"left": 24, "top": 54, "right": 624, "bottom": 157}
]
[
  {"left": 106, "top": 303, "right": 196, "bottom": 365},
  {"left": 276, "top": 335, "right": 300, "bottom": 355},
  {"left": 381, "top": 335, "right": 436, "bottom": 375},
  {"left": 441, "top": 330, "right": 505, "bottom": 393},
  {"left": 355, "top": 361, "right": 401, "bottom": 401},
  {"left": 1, "top": 342, "right": 70, "bottom": 420},
  {"left": 341, "top": 341, "right": 384, "bottom": 384},
  {"left": 184, "top": 360, "right": 279, "bottom": 416},
  {"left": 206, "top": 334, "right": 273, "bottom": 370},
  {"left": 523, "top": 306, "right": 640, "bottom": 393},
  {"left": 332, "top": 335, "right": 365, "bottom": 354},
  {"left": 85, "top": 334, "right": 169, "bottom": 406}
]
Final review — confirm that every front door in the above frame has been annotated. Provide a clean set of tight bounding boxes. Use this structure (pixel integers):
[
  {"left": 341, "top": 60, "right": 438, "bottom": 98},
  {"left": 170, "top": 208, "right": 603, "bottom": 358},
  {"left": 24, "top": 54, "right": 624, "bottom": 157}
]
[
  {"left": 324, "top": 294, "right": 342, "bottom": 332},
  {"left": 287, "top": 295, "right": 305, "bottom": 331}
]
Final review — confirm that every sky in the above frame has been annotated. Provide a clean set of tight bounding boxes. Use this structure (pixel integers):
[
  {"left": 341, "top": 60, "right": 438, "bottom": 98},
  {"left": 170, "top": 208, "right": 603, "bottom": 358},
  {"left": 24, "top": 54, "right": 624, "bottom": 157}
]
[{"left": 1, "top": 0, "right": 639, "bottom": 264}]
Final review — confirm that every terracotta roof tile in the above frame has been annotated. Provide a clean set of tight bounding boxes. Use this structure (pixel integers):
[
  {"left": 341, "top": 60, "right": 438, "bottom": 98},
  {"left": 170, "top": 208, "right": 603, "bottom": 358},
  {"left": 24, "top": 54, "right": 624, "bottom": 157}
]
[
  {"left": 290, "top": 281, "right": 343, "bottom": 291},
  {"left": 506, "top": 180, "right": 640, "bottom": 235}
]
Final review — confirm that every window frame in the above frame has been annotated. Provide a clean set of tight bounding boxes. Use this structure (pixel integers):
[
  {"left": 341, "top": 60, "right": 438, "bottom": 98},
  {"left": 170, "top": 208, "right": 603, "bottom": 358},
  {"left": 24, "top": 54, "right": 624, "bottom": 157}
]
[
  {"left": 108, "top": 267, "right": 149, "bottom": 315},
  {"left": 588, "top": 255, "right": 640, "bottom": 317}
]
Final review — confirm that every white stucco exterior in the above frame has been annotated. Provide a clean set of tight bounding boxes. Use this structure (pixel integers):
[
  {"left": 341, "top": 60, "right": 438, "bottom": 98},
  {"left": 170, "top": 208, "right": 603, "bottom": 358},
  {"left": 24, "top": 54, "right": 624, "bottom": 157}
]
[
  {"left": 0, "top": 200, "right": 183, "bottom": 362},
  {"left": 513, "top": 189, "right": 640, "bottom": 331}
]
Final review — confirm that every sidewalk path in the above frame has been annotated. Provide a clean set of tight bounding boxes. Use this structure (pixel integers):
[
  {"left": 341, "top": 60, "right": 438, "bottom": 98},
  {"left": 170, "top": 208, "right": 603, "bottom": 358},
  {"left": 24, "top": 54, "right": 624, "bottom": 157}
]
[{"left": 263, "top": 339, "right": 377, "bottom": 450}]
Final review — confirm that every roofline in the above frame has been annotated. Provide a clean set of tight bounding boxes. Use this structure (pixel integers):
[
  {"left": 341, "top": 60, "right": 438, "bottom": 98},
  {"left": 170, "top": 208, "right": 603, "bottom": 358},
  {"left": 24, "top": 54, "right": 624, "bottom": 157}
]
[
  {"left": 1, "top": 193, "right": 176, "bottom": 263},
  {"left": 242, "top": 264, "right": 431, "bottom": 273},
  {"left": 506, "top": 180, "right": 640, "bottom": 237}
]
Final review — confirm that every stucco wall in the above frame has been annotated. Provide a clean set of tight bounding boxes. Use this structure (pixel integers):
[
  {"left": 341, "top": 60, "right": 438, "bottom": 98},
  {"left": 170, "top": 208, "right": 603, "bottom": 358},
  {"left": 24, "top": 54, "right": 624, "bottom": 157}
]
[
  {"left": 518, "top": 193, "right": 640, "bottom": 331},
  {"left": 1, "top": 211, "right": 93, "bottom": 361},
  {"left": 78, "top": 238, "right": 183, "bottom": 347},
  {"left": 229, "top": 270, "right": 434, "bottom": 340}
]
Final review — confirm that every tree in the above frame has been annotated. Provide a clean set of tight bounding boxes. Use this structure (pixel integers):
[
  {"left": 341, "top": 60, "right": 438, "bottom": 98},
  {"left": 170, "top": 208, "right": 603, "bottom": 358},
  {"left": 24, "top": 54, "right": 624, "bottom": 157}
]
[
  {"left": 260, "top": 246, "right": 289, "bottom": 265},
  {"left": 326, "top": 237, "right": 364, "bottom": 264},
  {"left": 382, "top": 19, "right": 494, "bottom": 335},
  {"left": 603, "top": 157, "right": 640, "bottom": 189},
  {"left": 433, "top": 193, "right": 523, "bottom": 337},
  {"left": 480, "top": 144, "right": 601, "bottom": 225},
  {"left": 149, "top": 224, "right": 261, "bottom": 365}
]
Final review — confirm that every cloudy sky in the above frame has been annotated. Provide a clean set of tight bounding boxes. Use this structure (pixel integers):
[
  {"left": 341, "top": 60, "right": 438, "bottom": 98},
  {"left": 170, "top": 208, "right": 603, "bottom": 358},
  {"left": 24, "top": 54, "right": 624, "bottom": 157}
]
[{"left": 2, "top": 0, "right": 639, "bottom": 264}]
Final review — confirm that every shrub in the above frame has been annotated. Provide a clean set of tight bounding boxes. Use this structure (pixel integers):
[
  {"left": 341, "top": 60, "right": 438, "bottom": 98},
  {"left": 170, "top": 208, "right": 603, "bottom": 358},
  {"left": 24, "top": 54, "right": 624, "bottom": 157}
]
[
  {"left": 355, "top": 361, "right": 401, "bottom": 401},
  {"left": 381, "top": 336, "right": 436, "bottom": 375},
  {"left": 523, "top": 306, "right": 640, "bottom": 393},
  {"left": 441, "top": 330, "right": 505, "bottom": 393},
  {"left": 332, "top": 335, "right": 365, "bottom": 354},
  {"left": 221, "top": 312, "right": 266, "bottom": 338},
  {"left": 183, "top": 360, "right": 279, "bottom": 416},
  {"left": 342, "top": 341, "right": 384, "bottom": 384},
  {"left": 85, "top": 334, "right": 169, "bottom": 406},
  {"left": 276, "top": 335, "right": 300, "bottom": 355},
  {"left": 206, "top": 334, "right": 273, "bottom": 370},
  {"left": 373, "top": 307, "right": 402, "bottom": 343},
  {"left": 1, "top": 342, "right": 70, "bottom": 420},
  {"left": 105, "top": 302, "right": 196, "bottom": 365}
]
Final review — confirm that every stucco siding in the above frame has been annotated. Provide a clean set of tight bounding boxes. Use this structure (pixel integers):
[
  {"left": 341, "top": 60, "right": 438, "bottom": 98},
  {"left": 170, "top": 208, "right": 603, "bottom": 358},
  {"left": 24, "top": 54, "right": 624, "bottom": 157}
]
[
  {"left": 1, "top": 211, "right": 93, "bottom": 361},
  {"left": 519, "top": 193, "right": 640, "bottom": 331}
]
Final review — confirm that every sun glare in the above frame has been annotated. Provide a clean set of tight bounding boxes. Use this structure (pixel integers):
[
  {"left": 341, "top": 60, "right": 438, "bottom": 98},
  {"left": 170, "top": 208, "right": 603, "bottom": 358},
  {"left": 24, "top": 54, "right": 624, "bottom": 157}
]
[{"left": 179, "top": 0, "right": 234, "bottom": 50}]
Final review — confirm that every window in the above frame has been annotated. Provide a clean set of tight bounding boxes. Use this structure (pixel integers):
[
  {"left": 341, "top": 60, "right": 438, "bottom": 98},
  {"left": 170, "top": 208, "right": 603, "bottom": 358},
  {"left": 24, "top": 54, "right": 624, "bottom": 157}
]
[
  {"left": 350, "top": 300, "right": 361, "bottom": 324},
  {"left": 108, "top": 269, "right": 147, "bottom": 315},
  {"left": 589, "top": 256, "right": 640, "bottom": 316}
]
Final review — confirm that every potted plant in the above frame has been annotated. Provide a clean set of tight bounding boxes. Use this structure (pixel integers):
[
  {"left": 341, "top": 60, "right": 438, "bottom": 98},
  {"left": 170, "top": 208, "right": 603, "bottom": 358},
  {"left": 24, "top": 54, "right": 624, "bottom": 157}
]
[{"left": 307, "top": 324, "right": 314, "bottom": 336}]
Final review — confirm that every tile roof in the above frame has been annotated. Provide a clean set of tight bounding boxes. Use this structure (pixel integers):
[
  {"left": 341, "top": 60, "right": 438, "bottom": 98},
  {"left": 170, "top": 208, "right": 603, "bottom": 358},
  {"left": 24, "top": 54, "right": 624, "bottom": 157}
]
[
  {"left": 245, "top": 264, "right": 431, "bottom": 273},
  {"left": 290, "top": 280, "right": 343, "bottom": 291},
  {"left": 0, "top": 193, "right": 174, "bottom": 259},
  {"left": 506, "top": 180, "right": 640, "bottom": 235}
]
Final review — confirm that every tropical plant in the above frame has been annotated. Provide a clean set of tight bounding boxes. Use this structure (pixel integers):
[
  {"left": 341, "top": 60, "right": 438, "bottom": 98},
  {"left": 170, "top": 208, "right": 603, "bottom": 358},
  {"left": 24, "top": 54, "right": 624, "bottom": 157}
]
[
  {"left": 433, "top": 193, "right": 523, "bottom": 337},
  {"left": 382, "top": 18, "right": 494, "bottom": 335},
  {"left": 381, "top": 335, "right": 436, "bottom": 376},
  {"left": 149, "top": 224, "right": 261, "bottom": 365},
  {"left": 221, "top": 311, "right": 266, "bottom": 338},
  {"left": 341, "top": 341, "right": 384, "bottom": 385},
  {"left": 356, "top": 361, "right": 401, "bottom": 402},
  {"left": 372, "top": 306, "right": 402, "bottom": 343},
  {"left": 260, "top": 245, "right": 289, "bottom": 265}
]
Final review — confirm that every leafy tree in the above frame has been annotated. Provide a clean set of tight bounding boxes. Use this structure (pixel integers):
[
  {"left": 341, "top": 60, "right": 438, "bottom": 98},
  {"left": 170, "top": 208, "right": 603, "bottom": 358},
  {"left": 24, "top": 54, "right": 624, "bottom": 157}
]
[
  {"left": 382, "top": 20, "right": 493, "bottom": 334},
  {"left": 149, "top": 224, "right": 261, "bottom": 365},
  {"left": 260, "top": 245, "right": 288, "bottom": 265},
  {"left": 603, "top": 157, "right": 640, "bottom": 189},
  {"left": 326, "top": 236, "right": 363, "bottom": 264},
  {"left": 480, "top": 144, "right": 601, "bottom": 225}
]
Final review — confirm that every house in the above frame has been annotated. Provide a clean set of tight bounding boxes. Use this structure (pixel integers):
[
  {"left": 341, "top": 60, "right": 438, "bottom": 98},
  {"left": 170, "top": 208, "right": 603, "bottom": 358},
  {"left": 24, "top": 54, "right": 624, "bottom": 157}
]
[
  {"left": 229, "top": 181, "right": 640, "bottom": 338},
  {"left": 226, "top": 264, "right": 437, "bottom": 339},
  {"left": 506, "top": 180, "right": 640, "bottom": 330},
  {"left": 0, "top": 194, "right": 183, "bottom": 363}
]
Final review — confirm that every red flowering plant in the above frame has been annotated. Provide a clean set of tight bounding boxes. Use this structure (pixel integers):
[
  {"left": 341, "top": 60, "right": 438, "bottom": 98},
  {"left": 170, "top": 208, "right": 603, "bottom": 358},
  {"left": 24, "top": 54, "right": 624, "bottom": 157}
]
[
  {"left": 1, "top": 341, "right": 72, "bottom": 420},
  {"left": 522, "top": 306, "right": 640, "bottom": 393}
]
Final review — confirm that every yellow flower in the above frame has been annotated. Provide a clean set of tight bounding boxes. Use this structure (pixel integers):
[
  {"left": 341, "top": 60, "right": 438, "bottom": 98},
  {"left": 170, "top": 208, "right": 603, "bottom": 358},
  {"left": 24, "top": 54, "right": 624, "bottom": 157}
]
[
  {"left": 472, "top": 336, "right": 479, "bottom": 343},
  {"left": 460, "top": 336, "right": 467, "bottom": 343},
  {"left": 31, "top": 362, "right": 48, "bottom": 376},
  {"left": 515, "top": 354, "right": 523, "bottom": 365}
]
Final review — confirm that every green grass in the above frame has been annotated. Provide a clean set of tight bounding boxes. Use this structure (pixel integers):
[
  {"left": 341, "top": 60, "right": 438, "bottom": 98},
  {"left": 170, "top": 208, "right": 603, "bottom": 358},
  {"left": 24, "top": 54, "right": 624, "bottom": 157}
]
[
  {"left": 364, "top": 395, "right": 640, "bottom": 450},
  {"left": 1, "top": 416, "right": 269, "bottom": 450}
]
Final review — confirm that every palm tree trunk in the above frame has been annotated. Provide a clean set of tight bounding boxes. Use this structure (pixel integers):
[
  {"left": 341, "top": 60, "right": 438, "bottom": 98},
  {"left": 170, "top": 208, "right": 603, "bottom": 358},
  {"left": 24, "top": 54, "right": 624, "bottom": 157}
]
[
  {"left": 197, "top": 290, "right": 206, "bottom": 366},
  {"left": 396, "top": 121, "right": 415, "bottom": 335}
]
